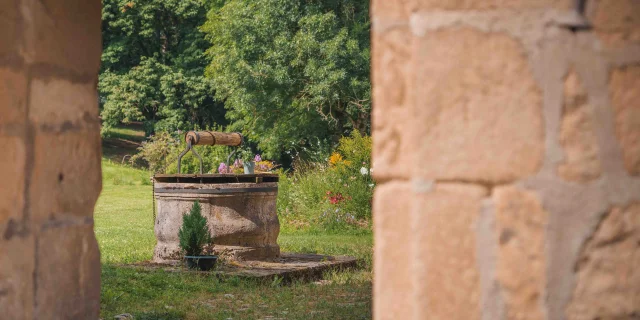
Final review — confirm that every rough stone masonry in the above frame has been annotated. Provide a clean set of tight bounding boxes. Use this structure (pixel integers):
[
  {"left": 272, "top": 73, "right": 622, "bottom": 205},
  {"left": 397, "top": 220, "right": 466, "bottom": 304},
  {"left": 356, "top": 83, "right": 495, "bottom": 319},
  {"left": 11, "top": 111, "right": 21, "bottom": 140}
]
[
  {"left": 0, "top": 0, "right": 102, "bottom": 318},
  {"left": 371, "top": 1, "right": 640, "bottom": 320}
]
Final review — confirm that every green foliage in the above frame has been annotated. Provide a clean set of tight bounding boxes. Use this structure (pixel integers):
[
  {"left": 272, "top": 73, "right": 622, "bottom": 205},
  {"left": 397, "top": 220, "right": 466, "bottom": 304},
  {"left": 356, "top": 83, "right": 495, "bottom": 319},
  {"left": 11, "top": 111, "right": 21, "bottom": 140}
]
[
  {"left": 129, "top": 131, "right": 181, "bottom": 172},
  {"left": 100, "top": 0, "right": 373, "bottom": 164},
  {"left": 277, "top": 132, "right": 373, "bottom": 231},
  {"left": 236, "top": 144, "right": 256, "bottom": 163},
  {"left": 100, "top": 0, "right": 225, "bottom": 136},
  {"left": 202, "top": 0, "right": 371, "bottom": 161},
  {"left": 336, "top": 130, "right": 372, "bottom": 173},
  {"left": 178, "top": 201, "right": 212, "bottom": 256}
]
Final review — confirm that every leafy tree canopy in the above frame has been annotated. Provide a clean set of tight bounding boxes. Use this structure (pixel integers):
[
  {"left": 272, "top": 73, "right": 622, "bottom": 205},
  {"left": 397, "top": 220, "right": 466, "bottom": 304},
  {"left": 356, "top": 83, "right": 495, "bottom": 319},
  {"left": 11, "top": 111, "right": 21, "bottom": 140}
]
[
  {"left": 99, "top": 0, "right": 225, "bottom": 135},
  {"left": 202, "top": 0, "right": 371, "bottom": 160}
]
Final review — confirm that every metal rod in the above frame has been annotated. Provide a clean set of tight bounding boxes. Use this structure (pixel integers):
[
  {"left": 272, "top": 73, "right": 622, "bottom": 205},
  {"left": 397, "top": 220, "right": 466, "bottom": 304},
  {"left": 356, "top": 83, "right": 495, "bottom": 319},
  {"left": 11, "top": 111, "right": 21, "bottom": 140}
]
[
  {"left": 226, "top": 148, "right": 238, "bottom": 168},
  {"left": 190, "top": 145, "right": 204, "bottom": 174},
  {"left": 176, "top": 142, "right": 192, "bottom": 174}
]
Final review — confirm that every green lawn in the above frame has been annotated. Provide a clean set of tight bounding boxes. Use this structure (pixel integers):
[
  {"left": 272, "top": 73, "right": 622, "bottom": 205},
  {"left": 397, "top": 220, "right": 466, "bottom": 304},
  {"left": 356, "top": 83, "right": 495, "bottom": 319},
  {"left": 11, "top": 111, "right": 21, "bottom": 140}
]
[
  {"left": 102, "top": 124, "right": 147, "bottom": 162},
  {"left": 105, "top": 124, "right": 147, "bottom": 143},
  {"left": 95, "top": 160, "right": 373, "bottom": 319}
]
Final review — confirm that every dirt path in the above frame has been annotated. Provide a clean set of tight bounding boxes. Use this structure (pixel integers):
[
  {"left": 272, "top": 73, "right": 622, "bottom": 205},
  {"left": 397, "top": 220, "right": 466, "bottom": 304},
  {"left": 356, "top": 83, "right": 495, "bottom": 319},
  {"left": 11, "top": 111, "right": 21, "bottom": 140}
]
[{"left": 102, "top": 123, "right": 145, "bottom": 163}]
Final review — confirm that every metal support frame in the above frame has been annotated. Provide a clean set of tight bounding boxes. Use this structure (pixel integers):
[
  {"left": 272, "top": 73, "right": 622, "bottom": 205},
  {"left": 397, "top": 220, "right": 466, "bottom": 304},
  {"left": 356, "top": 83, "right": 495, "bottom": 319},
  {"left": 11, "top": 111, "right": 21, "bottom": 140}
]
[
  {"left": 176, "top": 140, "right": 204, "bottom": 175},
  {"left": 175, "top": 132, "right": 244, "bottom": 175},
  {"left": 225, "top": 134, "right": 245, "bottom": 167}
]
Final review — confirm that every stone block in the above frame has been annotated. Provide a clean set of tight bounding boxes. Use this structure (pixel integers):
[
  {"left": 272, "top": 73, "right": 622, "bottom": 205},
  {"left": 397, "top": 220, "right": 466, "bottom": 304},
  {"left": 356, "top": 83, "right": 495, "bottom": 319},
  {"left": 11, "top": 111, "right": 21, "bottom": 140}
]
[
  {"left": 493, "top": 186, "right": 547, "bottom": 320},
  {"left": 0, "top": 233, "right": 35, "bottom": 320},
  {"left": 372, "top": 0, "right": 572, "bottom": 18},
  {"left": 28, "top": 77, "right": 99, "bottom": 127},
  {"left": 35, "top": 224, "right": 100, "bottom": 319},
  {"left": 0, "top": 0, "right": 21, "bottom": 60},
  {"left": 414, "top": 0, "right": 571, "bottom": 11},
  {"left": 566, "top": 203, "right": 640, "bottom": 320},
  {"left": 29, "top": 129, "right": 102, "bottom": 225},
  {"left": 413, "top": 183, "right": 487, "bottom": 320},
  {"left": 0, "top": 68, "right": 28, "bottom": 125},
  {"left": 414, "top": 28, "right": 543, "bottom": 184},
  {"left": 372, "top": 28, "right": 415, "bottom": 181},
  {"left": 609, "top": 65, "right": 640, "bottom": 175},
  {"left": 373, "top": 182, "right": 414, "bottom": 320},
  {"left": 371, "top": 0, "right": 418, "bottom": 22},
  {"left": 558, "top": 71, "right": 602, "bottom": 182},
  {"left": 590, "top": 0, "right": 640, "bottom": 48},
  {"left": 21, "top": 0, "right": 102, "bottom": 76},
  {"left": 0, "top": 136, "right": 26, "bottom": 239}
]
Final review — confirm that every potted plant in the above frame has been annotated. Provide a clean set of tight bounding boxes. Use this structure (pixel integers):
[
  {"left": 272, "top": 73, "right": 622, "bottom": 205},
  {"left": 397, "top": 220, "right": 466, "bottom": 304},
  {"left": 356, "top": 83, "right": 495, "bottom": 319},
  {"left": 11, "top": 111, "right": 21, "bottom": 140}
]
[
  {"left": 178, "top": 201, "right": 217, "bottom": 270},
  {"left": 239, "top": 146, "right": 255, "bottom": 174}
]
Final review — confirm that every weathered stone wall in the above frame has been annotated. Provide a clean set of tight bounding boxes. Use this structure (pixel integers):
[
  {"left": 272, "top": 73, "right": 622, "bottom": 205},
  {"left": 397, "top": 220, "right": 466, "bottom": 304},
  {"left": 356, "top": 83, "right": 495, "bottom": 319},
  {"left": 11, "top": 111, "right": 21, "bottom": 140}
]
[
  {"left": 0, "top": 0, "right": 102, "bottom": 318},
  {"left": 372, "top": 1, "right": 640, "bottom": 319}
]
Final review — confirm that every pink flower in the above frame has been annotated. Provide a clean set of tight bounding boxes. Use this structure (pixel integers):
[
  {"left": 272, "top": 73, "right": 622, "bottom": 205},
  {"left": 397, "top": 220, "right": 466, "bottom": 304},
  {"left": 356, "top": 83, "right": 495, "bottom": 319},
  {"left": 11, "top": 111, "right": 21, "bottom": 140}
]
[
  {"left": 254, "top": 154, "right": 262, "bottom": 162},
  {"left": 218, "top": 162, "right": 229, "bottom": 174}
]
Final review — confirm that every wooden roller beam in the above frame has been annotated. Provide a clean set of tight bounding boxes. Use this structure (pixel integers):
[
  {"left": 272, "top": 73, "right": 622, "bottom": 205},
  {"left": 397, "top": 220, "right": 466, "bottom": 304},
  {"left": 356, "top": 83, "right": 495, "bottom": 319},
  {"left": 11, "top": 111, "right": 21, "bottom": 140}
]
[{"left": 185, "top": 131, "right": 242, "bottom": 146}]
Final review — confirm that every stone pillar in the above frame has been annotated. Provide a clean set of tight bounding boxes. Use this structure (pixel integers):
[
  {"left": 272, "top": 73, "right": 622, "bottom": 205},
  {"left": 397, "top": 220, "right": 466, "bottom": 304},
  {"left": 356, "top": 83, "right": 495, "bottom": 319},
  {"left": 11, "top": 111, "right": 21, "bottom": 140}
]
[
  {"left": 0, "top": 0, "right": 103, "bottom": 318},
  {"left": 372, "top": 1, "right": 640, "bottom": 320}
]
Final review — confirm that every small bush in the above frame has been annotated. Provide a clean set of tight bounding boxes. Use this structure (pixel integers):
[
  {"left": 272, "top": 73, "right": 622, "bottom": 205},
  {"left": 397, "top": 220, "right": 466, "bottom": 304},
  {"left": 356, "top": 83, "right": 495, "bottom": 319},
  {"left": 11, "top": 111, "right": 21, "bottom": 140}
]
[
  {"left": 178, "top": 201, "right": 212, "bottom": 256},
  {"left": 278, "top": 131, "right": 374, "bottom": 232},
  {"left": 130, "top": 131, "right": 180, "bottom": 173}
]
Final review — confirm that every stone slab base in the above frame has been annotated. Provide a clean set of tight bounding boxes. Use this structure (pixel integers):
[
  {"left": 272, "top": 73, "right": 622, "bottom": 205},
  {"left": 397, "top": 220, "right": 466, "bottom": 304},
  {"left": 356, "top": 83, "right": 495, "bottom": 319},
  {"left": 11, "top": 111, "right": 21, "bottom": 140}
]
[
  {"left": 127, "top": 253, "right": 358, "bottom": 283},
  {"left": 153, "top": 244, "right": 280, "bottom": 263},
  {"left": 210, "top": 245, "right": 281, "bottom": 262}
]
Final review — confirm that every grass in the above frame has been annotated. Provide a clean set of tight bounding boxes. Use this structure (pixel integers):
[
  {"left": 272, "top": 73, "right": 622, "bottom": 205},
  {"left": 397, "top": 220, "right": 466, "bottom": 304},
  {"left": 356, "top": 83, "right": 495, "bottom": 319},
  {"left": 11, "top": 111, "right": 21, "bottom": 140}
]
[
  {"left": 102, "top": 123, "right": 146, "bottom": 162},
  {"left": 105, "top": 123, "right": 147, "bottom": 142},
  {"left": 95, "top": 160, "right": 373, "bottom": 319}
]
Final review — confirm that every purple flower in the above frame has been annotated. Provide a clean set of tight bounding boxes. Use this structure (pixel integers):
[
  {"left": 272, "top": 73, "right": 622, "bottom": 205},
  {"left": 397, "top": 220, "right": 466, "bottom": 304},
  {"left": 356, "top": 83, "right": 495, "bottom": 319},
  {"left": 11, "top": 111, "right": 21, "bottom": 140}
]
[
  {"left": 254, "top": 154, "right": 262, "bottom": 162},
  {"left": 218, "top": 162, "right": 228, "bottom": 174},
  {"left": 233, "top": 158, "right": 242, "bottom": 168}
]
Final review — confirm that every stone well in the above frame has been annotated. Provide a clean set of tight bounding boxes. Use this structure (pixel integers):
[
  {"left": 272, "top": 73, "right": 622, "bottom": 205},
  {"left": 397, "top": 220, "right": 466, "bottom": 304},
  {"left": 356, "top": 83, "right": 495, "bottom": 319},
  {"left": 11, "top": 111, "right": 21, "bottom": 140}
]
[{"left": 153, "top": 173, "right": 280, "bottom": 262}]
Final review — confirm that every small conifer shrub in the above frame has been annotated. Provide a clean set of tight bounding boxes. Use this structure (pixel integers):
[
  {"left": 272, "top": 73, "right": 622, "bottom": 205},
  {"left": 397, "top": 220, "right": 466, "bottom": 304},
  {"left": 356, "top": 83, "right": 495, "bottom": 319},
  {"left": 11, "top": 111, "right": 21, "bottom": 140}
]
[{"left": 178, "top": 201, "right": 212, "bottom": 256}]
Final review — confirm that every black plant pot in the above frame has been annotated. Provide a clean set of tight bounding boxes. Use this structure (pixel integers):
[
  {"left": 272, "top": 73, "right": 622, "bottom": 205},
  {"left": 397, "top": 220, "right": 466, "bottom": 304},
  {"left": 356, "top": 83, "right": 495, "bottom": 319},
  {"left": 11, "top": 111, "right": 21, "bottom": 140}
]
[{"left": 185, "top": 255, "right": 218, "bottom": 271}]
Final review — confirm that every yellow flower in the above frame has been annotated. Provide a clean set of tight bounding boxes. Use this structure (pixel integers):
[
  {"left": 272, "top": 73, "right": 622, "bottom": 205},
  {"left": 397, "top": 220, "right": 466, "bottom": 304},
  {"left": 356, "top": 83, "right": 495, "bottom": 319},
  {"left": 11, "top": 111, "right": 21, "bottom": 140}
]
[
  {"left": 256, "top": 160, "right": 275, "bottom": 172},
  {"left": 329, "top": 153, "right": 344, "bottom": 166}
]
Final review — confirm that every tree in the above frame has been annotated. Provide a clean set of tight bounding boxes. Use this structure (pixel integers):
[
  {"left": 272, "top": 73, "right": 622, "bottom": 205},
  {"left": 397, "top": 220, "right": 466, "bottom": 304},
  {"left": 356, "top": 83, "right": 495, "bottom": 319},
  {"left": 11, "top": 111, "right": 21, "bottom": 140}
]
[
  {"left": 99, "top": 0, "right": 225, "bottom": 135},
  {"left": 202, "top": 0, "right": 371, "bottom": 161}
]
